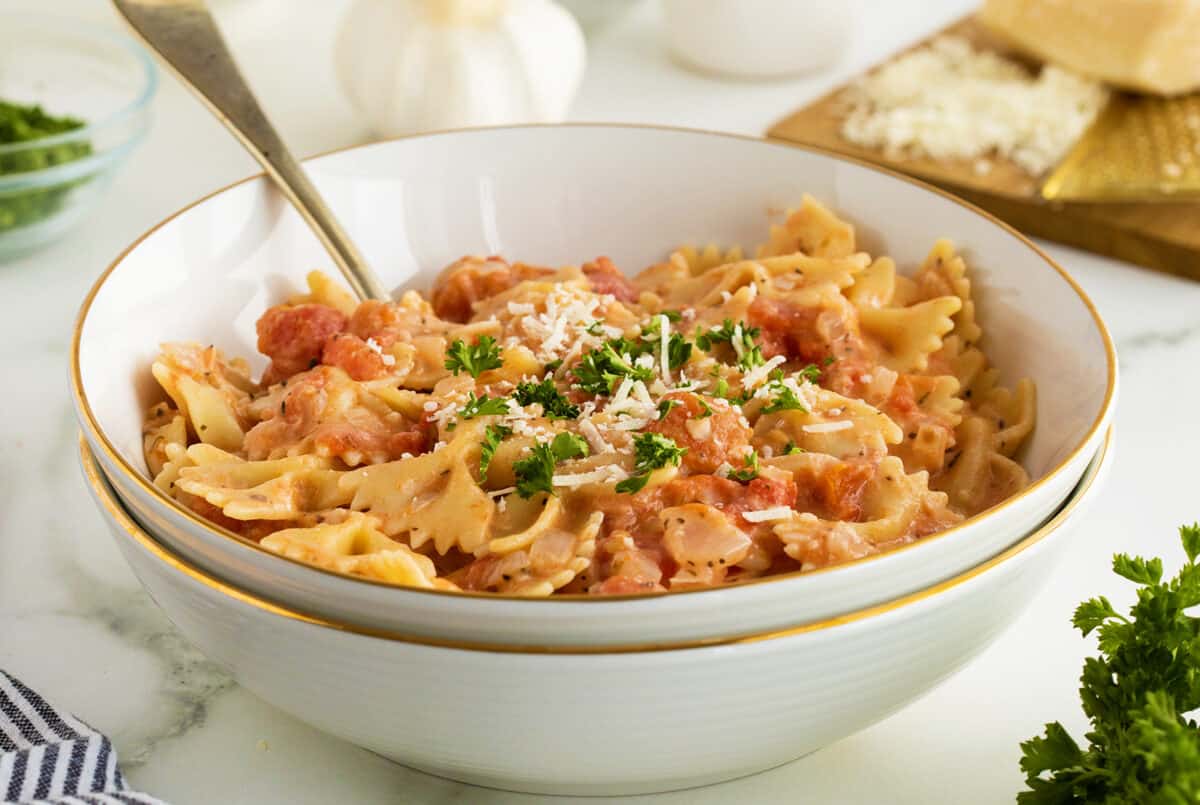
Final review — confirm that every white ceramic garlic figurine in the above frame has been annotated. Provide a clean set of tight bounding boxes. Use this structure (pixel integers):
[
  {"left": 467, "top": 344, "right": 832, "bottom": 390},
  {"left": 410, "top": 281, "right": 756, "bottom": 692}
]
[{"left": 335, "top": 0, "right": 586, "bottom": 136}]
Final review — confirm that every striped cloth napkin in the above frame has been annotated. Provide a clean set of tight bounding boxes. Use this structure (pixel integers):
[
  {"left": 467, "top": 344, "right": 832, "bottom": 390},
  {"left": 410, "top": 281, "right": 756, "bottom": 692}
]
[{"left": 1, "top": 670, "right": 164, "bottom": 805}]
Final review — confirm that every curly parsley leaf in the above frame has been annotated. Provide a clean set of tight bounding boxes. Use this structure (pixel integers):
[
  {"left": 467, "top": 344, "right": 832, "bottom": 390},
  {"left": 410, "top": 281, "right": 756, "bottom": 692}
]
[
  {"left": 1017, "top": 523, "right": 1200, "bottom": 804},
  {"left": 572, "top": 339, "right": 654, "bottom": 395},
  {"left": 615, "top": 432, "right": 687, "bottom": 494},
  {"left": 762, "top": 381, "right": 809, "bottom": 414},
  {"left": 478, "top": 424, "right": 512, "bottom": 482},
  {"left": 729, "top": 451, "right": 759, "bottom": 482},
  {"left": 657, "top": 399, "right": 680, "bottom": 419},
  {"left": 513, "top": 378, "right": 580, "bottom": 420},
  {"left": 783, "top": 441, "right": 804, "bottom": 455},
  {"left": 512, "top": 432, "right": 591, "bottom": 498},
  {"left": 444, "top": 336, "right": 503, "bottom": 378},
  {"left": 459, "top": 392, "right": 510, "bottom": 419},
  {"left": 696, "top": 319, "right": 764, "bottom": 371}
]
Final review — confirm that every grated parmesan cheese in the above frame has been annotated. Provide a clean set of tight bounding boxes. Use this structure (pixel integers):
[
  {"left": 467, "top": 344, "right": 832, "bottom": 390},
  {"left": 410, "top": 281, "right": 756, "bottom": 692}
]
[
  {"left": 552, "top": 464, "right": 630, "bottom": 488},
  {"left": 741, "top": 354, "right": 787, "bottom": 390},
  {"left": 803, "top": 420, "right": 854, "bottom": 433},
  {"left": 840, "top": 36, "right": 1108, "bottom": 176},
  {"left": 741, "top": 506, "right": 795, "bottom": 523}
]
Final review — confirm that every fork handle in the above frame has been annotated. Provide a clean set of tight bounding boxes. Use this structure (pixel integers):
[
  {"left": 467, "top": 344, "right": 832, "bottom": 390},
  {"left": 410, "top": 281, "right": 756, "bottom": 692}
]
[{"left": 112, "top": 0, "right": 390, "bottom": 301}]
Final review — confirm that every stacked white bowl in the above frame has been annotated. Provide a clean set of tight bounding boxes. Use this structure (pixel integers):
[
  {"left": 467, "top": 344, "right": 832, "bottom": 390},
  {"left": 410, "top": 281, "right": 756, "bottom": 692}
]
[{"left": 71, "top": 126, "right": 1117, "bottom": 795}]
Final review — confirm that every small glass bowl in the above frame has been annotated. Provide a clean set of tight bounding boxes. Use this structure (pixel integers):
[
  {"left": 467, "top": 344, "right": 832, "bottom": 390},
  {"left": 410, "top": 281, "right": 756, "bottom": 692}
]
[{"left": 0, "top": 15, "right": 157, "bottom": 259}]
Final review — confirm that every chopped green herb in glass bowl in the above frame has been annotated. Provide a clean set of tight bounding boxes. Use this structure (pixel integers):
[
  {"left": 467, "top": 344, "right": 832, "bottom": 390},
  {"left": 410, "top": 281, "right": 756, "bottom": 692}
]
[{"left": 0, "top": 15, "right": 157, "bottom": 259}]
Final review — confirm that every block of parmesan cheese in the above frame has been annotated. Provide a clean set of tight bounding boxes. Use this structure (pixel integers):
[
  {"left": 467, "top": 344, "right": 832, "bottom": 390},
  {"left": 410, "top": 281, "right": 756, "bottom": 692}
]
[{"left": 979, "top": 0, "right": 1200, "bottom": 95}]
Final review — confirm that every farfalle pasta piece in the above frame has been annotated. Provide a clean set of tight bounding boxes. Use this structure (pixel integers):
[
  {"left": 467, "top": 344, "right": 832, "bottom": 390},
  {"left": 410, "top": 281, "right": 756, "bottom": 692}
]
[
  {"left": 974, "top": 375, "right": 1036, "bottom": 457},
  {"left": 846, "top": 256, "right": 897, "bottom": 308},
  {"left": 776, "top": 456, "right": 960, "bottom": 570},
  {"left": 287, "top": 270, "right": 358, "bottom": 317},
  {"left": 143, "top": 402, "right": 187, "bottom": 478},
  {"left": 243, "top": 365, "right": 429, "bottom": 466},
  {"left": 758, "top": 195, "right": 857, "bottom": 258},
  {"left": 934, "top": 415, "right": 1030, "bottom": 515},
  {"left": 858, "top": 296, "right": 961, "bottom": 373},
  {"left": 151, "top": 342, "right": 256, "bottom": 451},
  {"left": 345, "top": 423, "right": 495, "bottom": 554},
  {"left": 174, "top": 452, "right": 350, "bottom": 521},
  {"left": 260, "top": 512, "right": 452, "bottom": 589},
  {"left": 914, "top": 239, "right": 982, "bottom": 345},
  {"left": 675, "top": 243, "right": 745, "bottom": 274},
  {"left": 454, "top": 503, "right": 603, "bottom": 596},
  {"left": 753, "top": 387, "right": 903, "bottom": 461},
  {"left": 882, "top": 374, "right": 964, "bottom": 475}
]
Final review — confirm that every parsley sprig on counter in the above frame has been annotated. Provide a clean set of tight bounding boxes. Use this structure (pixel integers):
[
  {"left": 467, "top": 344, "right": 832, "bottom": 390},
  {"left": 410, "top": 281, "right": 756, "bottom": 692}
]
[
  {"left": 615, "top": 432, "right": 687, "bottom": 494},
  {"left": 444, "top": 336, "right": 503, "bottom": 378},
  {"left": 1018, "top": 524, "right": 1200, "bottom": 803},
  {"left": 513, "top": 432, "right": 590, "bottom": 498}
]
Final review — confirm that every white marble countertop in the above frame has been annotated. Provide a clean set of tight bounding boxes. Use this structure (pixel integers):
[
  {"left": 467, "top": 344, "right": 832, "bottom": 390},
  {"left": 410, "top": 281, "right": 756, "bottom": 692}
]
[{"left": 2, "top": 1, "right": 1199, "bottom": 803}]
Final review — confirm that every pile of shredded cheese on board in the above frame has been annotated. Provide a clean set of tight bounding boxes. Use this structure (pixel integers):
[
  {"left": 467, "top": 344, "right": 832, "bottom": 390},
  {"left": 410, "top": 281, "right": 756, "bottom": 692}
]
[{"left": 840, "top": 35, "right": 1109, "bottom": 176}]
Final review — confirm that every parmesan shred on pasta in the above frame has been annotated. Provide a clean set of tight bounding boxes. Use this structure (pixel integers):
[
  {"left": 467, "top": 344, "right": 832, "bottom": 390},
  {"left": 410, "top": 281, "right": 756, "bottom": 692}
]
[
  {"left": 803, "top": 420, "right": 854, "bottom": 434},
  {"left": 840, "top": 35, "right": 1109, "bottom": 176},
  {"left": 740, "top": 507, "right": 795, "bottom": 523},
  {"left": 141, "top": 196, "right": 1038, "bottom": 599}
]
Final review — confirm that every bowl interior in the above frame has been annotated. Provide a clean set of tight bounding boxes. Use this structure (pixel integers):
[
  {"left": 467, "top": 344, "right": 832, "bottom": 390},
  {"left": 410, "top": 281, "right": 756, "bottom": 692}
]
[{"left": 75, "top": 126, "right": 1113, "bottom": 532}]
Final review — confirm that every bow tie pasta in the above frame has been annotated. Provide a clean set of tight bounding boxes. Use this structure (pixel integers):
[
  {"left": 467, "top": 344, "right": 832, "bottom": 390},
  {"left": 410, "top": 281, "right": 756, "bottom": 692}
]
[{"left": 142, "top": 196, "right": 1034, "bottom": 596}]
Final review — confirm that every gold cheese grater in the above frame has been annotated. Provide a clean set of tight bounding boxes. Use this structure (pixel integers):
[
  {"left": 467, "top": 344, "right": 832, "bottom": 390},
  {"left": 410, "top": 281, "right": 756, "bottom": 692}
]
[{"left": 1042, "top": 93, "right": 1200, "bottom": 202}]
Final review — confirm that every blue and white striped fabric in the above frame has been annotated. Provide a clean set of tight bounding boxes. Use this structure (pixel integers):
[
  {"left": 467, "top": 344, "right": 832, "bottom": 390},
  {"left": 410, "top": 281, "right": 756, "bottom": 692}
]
[{"left": 0, "top": 671, "right": 164, "bottom": 805}]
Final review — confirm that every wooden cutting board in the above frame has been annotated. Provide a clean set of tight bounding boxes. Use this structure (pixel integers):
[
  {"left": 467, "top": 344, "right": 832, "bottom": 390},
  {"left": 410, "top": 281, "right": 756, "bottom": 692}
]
[{"left": 766, "top": 16, "right": 1200, "bottom": 279}]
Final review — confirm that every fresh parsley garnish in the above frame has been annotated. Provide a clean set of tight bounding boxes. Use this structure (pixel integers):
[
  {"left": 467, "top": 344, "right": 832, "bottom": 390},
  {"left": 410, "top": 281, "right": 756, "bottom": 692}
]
[
  {"left": 695, "top": 319, "right": 764, "bottom": 371},
  {"left": 798, "top": 363, "right": 823, "bottom": 383},
  {"left": 783, "top": 441, "right": 804, "bottom": 455},
  {"left": 729, "top": 451, "right": 759, "bottom": 482},
  {"left": 513, "top": 378, "right": 580, "bottom": 420},
  {"left": 615, "top": 432, "right": 687, "bottom": 494},
  {"left": 478, "top": 424, "right": 512, "bottom": 481},
  {"left": 697, "top": 397, "right": 714, "bottom": 418},
  {"left": 572, "top": 338, "right": 654, "bottom": 395},
  {"left": 513, "top": 432, "right": 591, "bottom": 498},
  {"left": 459, "top": 392, "right": 510, "bottom": 419},
  {"left": 1018, "top": 524, "right": 1200, "bottom": 803},
  {"left": 657, "top": 399, "right": 680, "bottom": 419},
  {"left": 666, "top": 333, "right": 694, "bottom": 370},
  {"left": 544, "top": 359, "right": 563, "bottom": 374},
  {"left": 444, "top": 336, "right": 503, "bottom": 378},
  {"left": 762, "top": 381, "right": 809, "bottom": 414}
]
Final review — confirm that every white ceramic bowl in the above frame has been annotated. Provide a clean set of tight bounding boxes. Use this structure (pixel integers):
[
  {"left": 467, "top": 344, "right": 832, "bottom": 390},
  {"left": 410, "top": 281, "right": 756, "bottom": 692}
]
[
  {"left": 79, "top": 430, "right": 1112, "bottom": 795},
  {"left": 71, "top": 125, "right": 1116, "bottom": 647}
]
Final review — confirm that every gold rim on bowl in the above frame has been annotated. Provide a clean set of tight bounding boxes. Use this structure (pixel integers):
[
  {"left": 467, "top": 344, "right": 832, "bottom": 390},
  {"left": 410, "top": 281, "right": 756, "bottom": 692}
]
[
  {"left": 79, "top": 428, "right": 1111, "bottom": 655},
  {"left": 70, "top": 123, "right": 1118, "bottom": 603}
]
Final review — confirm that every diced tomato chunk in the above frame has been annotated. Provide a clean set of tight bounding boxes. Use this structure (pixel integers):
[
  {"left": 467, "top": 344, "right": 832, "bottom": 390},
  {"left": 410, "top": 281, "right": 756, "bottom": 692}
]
[
  {"left": 644, "top": 392, "right": 751, "bottom": 475},
  {"left": 256, "top": 303, "right": 347, "bottom": 384},
  {"left": 747, "top": 297, "right": 828, "bottom": 363},
  {"left": 321, "top": 333, "right": 390, "bottom": 381},
  {"left": 430, "top": 256, "right": 552, "bottom": 322},
  {"left": 792, "top": 458, "right": 875, "bottom": 521},
  {"left": 581, "top": 256, "right": 637, "bottom": 302}
]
